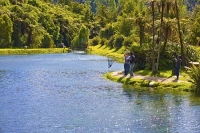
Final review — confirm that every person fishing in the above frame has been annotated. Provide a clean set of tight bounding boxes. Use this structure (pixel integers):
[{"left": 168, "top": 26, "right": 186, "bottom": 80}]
[{"left": 175, "top": 55, "right": 182, "bottom": 81}]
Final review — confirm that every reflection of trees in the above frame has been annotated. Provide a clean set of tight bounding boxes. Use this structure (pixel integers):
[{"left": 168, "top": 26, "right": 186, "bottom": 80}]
[
  {"left": 122, "top": 86, "right": 199, "bottom": 132},
  {"left": 188, "top": 93, "right": 200, "bottom": 106}
]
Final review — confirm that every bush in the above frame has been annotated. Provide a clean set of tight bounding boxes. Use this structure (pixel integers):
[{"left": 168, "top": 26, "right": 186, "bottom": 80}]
[
  {"left": 99, "top": 24, "right": 115, "bottom": 39},
  {"left": 42, "top": 33, "right": 54, "bottom": 48},
  {"left": 91, "top": 37, "right": 99, "bottom": 46},
  {"left": 108, "top": 36, "right": 115, "bottom": 48},
  {"left": 185, "top": 45, "right": 200, "bottom": 63},
  {"left": 123, "top": 37, "right": 133, "bottom": 48},
  {"left": 100, "top": 38, "right": 106, "bottom": 46},
  {"left": 113, "top": 34, "right": 124, "bottom": 48},
  {"left": 0, "top": 0, "right": 10, "bottom": 6},
  {"left": 189, "top": 65, "right": 200, "bottom": 93}
]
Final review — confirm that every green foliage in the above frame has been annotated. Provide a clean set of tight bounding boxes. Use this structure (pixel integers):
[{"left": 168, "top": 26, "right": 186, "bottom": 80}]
[
  {"left": 185, "top": 45, "right": 200, "bottom": 63},
  {"left": 0, "top": 0, "right": 10, "bottom": 6},
  {"left": 95, "top": 4, "right": 109, "bottom": 27},
  {"left": 38, "top": 14, "right": 59, "bottom": 42},
  {"left": 100, "top": 38, "right": 106, "bottom": 46},
  {"left": 0, "top": 14, "right": 13, "bottom": 48},
  {"left": 0, "top": 0, "right": 91, "bottom": 48},
  {"left": 72, "top": 24, "right": 89, "bottom": 48},
  {"left": 90, "top": 36, "right": 99, "bottom": 46},
  {"left": 58, "top": 0, "right": 72, "bottom": 6},
  {"left": 28, "top": 0, "right": 40, "bottom": 7},
  {"left": 123, "top": 36, "right": 134, "bottom": 48},
  {"left": 107, "top": 36, "right": 114, "bottom": 47},
  {"left": 113, "top": 34, "right": 124, "bottom": 48},
  {"left": 189, "top": 65, "right": 200, "bottom": 92},
  {"left": 0, "top": 0, "right": 199, "bottom": 71},
  {"left": 72, "top": 2, "right": 85, "bottom": 14},
  {"left": 82, "top": 4, "right": 94, "bottom": 22},
  {"left": 189, "top": 5, "right": 200, "bottom": 46},
  {"left": 114, "top": 16, "right": 134, "bottom": 37},
  {"left": 99, "top": 23, "right": 115, "bottom": 39},
  {"left": 42, "top": 33, "right": 54, "bottom": 48}
]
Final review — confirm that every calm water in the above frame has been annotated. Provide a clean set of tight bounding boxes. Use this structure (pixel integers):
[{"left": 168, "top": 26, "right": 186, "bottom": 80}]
[{"left": 0, "top": 53, "right": 200, "bottom": 133}]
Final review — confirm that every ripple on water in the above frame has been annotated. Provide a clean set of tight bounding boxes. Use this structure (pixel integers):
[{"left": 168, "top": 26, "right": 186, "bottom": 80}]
[{"left": 0, "top": 54, "right": 200, "bottom": 133}]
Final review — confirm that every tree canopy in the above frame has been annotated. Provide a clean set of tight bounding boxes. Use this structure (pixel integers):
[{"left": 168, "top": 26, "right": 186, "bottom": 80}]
[{"left": 0, "top": 0, "right": 200, "bottom": 71}]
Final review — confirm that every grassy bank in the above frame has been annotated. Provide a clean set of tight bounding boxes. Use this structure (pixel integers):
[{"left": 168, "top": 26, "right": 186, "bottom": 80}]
[
  {"left": 0, "top": 48, "right": 68, "bottom": 55},
  {"left": 90, "top": 45, "right": 125, "bottom": 63},
  {"left": 89, "top": 45, "right": 188, "bottom": 78},
  {"left": 104, "top": 72, "right": 194, "bottom": 93},
  {"left": 89, "top": 45, "right": 194, "bottom": 92}
]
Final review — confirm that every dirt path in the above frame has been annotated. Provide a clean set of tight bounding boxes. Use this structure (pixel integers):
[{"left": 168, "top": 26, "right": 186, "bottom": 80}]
[{"left": 112, "top": 71, "right": 185, "bottom": 83}]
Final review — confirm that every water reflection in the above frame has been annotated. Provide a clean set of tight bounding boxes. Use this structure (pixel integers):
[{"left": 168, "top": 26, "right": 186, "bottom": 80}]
[
  {"left": 123, "top": 84, "right": 200, "bottom": 133},
  {"left": 0, "top": 53, "right": 200, "bottom": 133}
]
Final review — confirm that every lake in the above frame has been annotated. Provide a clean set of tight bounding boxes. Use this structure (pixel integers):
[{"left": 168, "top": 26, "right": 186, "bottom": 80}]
[{"left": 0, "top": 53, "right": 200, "bottom": 133}]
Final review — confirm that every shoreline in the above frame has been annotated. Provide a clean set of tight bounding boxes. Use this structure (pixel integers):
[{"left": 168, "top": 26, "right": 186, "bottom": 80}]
[
  {"left": 0, "top": 48, "right": 68, "bottom": 55},
  {"left": 104, "top": 71, "right": 194, "bottom": 92},
  {"left": 89, "top": 45, "right": 195, "bottom": 92}
]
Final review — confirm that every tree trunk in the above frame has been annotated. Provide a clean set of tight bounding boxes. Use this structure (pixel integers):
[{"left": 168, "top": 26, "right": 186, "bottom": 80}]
[
  {"left": 175, "top": 0, "right": 186, "bottom": 65},
  {"left": 156, "top": 1, "right": 164, "bottom": 72},
  {"left": 151, "top": 1, "right": 156, "bottom": 74}
]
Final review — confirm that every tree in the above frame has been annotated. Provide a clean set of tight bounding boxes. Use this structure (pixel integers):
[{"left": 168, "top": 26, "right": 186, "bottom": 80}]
[
  {"left": 95, "top": 4, "right": 109, "bottom": 27},
  {"left": 38, "top": 14, "right": 59, "bottom": 44},
  {"left": 151, "top": 0, "right": 156, "bottom": 73},
  {"left": 42, "top": 33, "right": 54, "bottom": 48},
  {"left": 175, "top": 0, "right": 186, "bottom": 65},
  {"left": 0, "top": 0, "right": 10, "bottom": 6},
  {"left": 0, "top": 14, "right": 13, "bottom": 48},
  {"left": 71, "top": 24, "right": 89, "bottom": 49}
]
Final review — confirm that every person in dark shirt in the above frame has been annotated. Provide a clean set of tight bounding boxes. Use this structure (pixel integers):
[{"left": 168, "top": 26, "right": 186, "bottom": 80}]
[
  {"left": 129, "top": 52, "right": 135, "bottom": 77},
  {"left": 172, "top": 57, "right": 176, "bottom": 75},
  {"left": 175, "top": 55, "right": 182, "bottom": 80}
]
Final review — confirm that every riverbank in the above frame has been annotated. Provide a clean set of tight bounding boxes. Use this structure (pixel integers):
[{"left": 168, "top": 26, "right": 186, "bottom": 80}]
[
  {"left": 90, "top": 45, "right": 194, "bottom": 92},
  {"left": 104, "top": 71, "right": 194, "bottom": 92},
  {"left": 0, "top": 48, "right": 68, "bottom": 55}
]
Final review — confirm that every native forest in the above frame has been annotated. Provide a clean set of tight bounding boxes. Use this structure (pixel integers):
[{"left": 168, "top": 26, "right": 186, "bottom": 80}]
[{"left": 0, "top": 0, "right": 200, "bottom": 89}]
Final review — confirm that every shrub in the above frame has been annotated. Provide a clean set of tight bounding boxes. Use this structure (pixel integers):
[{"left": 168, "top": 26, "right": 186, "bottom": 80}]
[
  {"left": 108, "top": 36, "right": 115, "bottom": 48},
  {"left": 189, "top": 65, "right": 200, "bottom": 93},
  {"left": 91, "top": 37, "right": 99, "bottom": 46},
  {"left": 113, "top": 34, "right": 124, "bottom": 48},
  {"left": 185, "top": 45, "right": 200, "bottom": 63},
  {"left": 123, "top": 37, "right": 133, "bottom": 48},
  {"left": 99, "top": 24, "right": 115, "bottom": 39},
  {"left": 100, "top": 38, "right": 106, "bottom": 46}
]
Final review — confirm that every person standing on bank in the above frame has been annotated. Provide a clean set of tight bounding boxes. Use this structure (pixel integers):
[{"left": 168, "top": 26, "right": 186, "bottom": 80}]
[
  {"left": 124, "top": 52, "right": 130, "bottom": 76},
  {"left": 129, "top": 52, "right": 135, "bottom": 77},
  {"left": 175, "top": 55, "right": 182, "bottom": 81},
  {"left": 172, "top": 56, "right": 177, "bottom": 75}
]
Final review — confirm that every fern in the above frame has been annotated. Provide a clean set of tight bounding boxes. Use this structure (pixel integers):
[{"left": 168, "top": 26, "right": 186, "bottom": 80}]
[{"left": 189, "top": 65, "right": 200, "bottom": 92}]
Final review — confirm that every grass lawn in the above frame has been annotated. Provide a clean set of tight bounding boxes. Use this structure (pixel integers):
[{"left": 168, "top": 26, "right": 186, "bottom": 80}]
[{"left": 0, "top": 48, "right": 68, "bottom": 55}]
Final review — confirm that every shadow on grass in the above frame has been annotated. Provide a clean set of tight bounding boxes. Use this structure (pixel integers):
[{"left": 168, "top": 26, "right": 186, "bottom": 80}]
[{"left": 117, "top": 76, "right": 125, "bottom": 83}]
